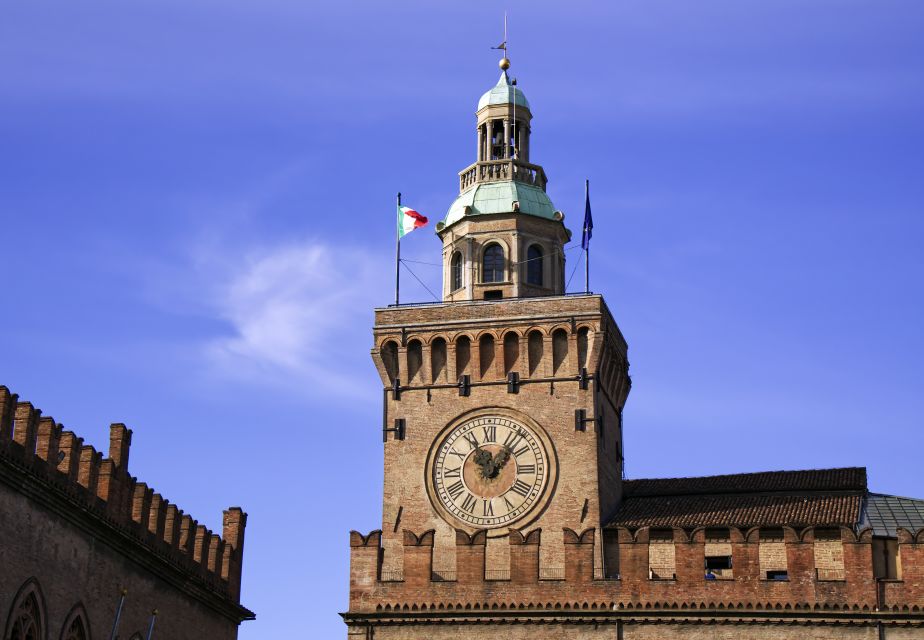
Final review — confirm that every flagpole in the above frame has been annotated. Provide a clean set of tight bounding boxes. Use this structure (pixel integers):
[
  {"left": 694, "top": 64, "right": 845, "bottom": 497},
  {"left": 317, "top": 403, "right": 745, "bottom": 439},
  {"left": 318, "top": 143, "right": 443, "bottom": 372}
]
[
  {"left": 584, "top": 179, "right": 590, "bottom": 294},
  {"left": 395, "top": 192, "right": 401, "bottom": 306}
]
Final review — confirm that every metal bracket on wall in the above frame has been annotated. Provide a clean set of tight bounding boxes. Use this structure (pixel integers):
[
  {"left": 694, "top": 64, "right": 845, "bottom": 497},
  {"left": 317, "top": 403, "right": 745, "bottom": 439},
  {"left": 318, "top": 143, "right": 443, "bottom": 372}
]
[
  {"left": 579, "top": 367, "right": 590, "bottom": 390},
  {"left": 392, "top": 377, "right": 401, "bottom": 401},
  {"left": 383, "top": 418, "right": 406, "bottom": 442},
  {"left": 458, "top": 374, "right": 471, "bottom": 397},
  {"left": 575, "top": 408, "right": 598, "bottom": 432},
  {"left": 507, "top": 371, "right": 520, "bottom": 394}
]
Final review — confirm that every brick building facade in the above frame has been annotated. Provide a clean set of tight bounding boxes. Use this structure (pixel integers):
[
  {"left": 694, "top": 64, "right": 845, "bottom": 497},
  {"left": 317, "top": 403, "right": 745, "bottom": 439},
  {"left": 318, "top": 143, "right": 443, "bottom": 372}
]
[
  {"left": 0, "top": 386, "right": 253, "bottom": 639},
  {"left": 342, "top": 58, "right": 924, "bottom": 638}
]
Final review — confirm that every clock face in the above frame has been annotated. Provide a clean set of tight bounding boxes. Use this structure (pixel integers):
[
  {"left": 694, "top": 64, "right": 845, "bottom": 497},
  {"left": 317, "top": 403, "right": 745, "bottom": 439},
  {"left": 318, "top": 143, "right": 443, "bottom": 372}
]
[{"left": 429, "top": 413, "right": 553, "bottom": 530}]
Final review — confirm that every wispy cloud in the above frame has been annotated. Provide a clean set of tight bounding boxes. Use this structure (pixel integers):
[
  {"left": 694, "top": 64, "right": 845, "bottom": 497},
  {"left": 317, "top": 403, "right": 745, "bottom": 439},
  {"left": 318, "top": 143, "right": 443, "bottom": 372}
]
[{"left": 196, "top": 239, "right": 389, "bottom": 393}]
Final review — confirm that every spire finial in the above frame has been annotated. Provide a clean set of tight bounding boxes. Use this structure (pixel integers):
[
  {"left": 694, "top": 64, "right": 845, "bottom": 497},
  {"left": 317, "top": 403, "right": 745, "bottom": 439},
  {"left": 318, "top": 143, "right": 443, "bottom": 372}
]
[{"left": 493, "top": 12, "right": 510, "bottom": 70}]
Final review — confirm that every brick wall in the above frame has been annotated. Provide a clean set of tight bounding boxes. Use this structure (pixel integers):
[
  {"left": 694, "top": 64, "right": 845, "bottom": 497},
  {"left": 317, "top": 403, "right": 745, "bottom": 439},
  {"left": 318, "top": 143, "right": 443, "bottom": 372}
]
[{"left": 0, "top": 386, "right": 251, "bottom": 639}]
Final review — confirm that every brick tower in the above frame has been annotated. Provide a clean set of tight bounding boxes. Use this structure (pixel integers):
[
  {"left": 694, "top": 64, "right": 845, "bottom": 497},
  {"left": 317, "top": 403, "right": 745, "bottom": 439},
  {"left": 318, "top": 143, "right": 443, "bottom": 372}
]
[
  {"left": 357, "top": 53, "right": 629, "bottom": 599},
  {"left": 344, "top": 54, "right": 924, "bottom": 640}
]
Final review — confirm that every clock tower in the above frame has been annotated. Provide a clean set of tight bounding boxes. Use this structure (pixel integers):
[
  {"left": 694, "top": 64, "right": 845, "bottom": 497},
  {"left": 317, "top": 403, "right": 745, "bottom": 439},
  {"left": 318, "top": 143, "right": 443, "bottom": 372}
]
[{"left": 367, "top": 57, "right": 631, "bottom": 586}]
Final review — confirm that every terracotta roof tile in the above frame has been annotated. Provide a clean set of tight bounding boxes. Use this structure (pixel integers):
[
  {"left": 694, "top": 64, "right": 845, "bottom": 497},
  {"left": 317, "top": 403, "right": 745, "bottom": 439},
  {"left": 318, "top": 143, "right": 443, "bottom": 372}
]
[
  {"left": 607, "top": 467, "right": 866, "bottom": 529},
  {"left": 623, "top": 467, "right": 866, "bottom": 498},
  {"left": 608, "top": 493, "right": 862, "bottom": 529}
]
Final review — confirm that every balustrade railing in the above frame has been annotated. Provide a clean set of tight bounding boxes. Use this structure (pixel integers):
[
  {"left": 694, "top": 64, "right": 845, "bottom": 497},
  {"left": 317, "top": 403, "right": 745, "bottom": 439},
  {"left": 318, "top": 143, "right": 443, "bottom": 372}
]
[
  {"left": 458, "top": 159, "right": 548, "bottom": 192},
  {"left": 485, "top": 568, "right": 511, "bottom": 581},
  {"left": 379, "top": 569, "right": 404, "bottom": 582},
  {"left": 539, "top": 566, "right": 565, "bottom": 580}
]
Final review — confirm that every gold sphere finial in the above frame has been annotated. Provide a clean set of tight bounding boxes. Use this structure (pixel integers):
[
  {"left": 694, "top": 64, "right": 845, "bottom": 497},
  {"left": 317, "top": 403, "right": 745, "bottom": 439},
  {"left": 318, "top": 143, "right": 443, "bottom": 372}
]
[{"left": 499, "top": 57, "right": 511, "bottom": 70}]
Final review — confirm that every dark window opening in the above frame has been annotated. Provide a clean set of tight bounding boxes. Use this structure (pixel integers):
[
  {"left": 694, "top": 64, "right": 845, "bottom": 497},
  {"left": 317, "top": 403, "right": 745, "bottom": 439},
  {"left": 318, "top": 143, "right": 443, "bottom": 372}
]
[
  {"left": 766, "top": 570, "right": 789, "bottom": 581},
  {"left": 450, "top": 252, "right": 463, "bottom": 291},
  {"left": 482, "top": 244, "right": 505, "bottom": 283},
  {"left": 706, "top": 556, "right": 733, "bottom": 570},
  {"left": 484, "top": 290, "right": 502, "bottom": 300},
  {"left": 526, "top": 245, "right": 543, "bottom": 286},
  {"left": 705, "top": 555, "right": 733, "bottom": 580}
]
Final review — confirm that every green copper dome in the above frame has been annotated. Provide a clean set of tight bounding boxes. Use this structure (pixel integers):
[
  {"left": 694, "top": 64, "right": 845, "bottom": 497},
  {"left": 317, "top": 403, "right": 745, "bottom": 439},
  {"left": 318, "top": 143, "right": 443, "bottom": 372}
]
[
  {"left": 478, "top": 71, "right": 530, "bottom": 111},
  {"left": 442, "top": 181, "right": 556, "bottom": 228}
]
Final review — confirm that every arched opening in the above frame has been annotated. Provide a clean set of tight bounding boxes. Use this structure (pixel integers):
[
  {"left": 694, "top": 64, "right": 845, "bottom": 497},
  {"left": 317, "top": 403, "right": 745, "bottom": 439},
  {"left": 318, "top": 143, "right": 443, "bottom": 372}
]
[
  {"left": 380, "top": 341, "right": 399, "bottom": 384},
  {"left": 407, "top": 339, "right": 422, "bottom": 382},
  {"left": 527, "top": 330, "right": 544, "bottom": 377},
  {"left": 5, "top": 579, "right": 46, "bottom": 640},
  {"left": 577, "top": 327, "right": 590, "bottom": 370},
  {"left": 450, "top": 252, "right": 463, "bottom": 292},
  {"left": 526, "top": 245, "right": 544, "bottom": 286},
  {"left": 455, "top": 336, "right": 471, "bottom": 378},
  {"left": 552, "top": 328, "right": 569, "bottom": 375},
  {"left": 479, "top": 334, "right": 495, "bottom": 379},
  {"left": 503, "top": 332, "right": 519, "bottom": 375},
  {"left": 431, "top": 338, "right": 447, "bottom": 382},
  {"left": 482, "top": 244, "right": 505, "bottom": 283},
  {"left": 61, "top": 604, "right": 90, "bottom": 640}
]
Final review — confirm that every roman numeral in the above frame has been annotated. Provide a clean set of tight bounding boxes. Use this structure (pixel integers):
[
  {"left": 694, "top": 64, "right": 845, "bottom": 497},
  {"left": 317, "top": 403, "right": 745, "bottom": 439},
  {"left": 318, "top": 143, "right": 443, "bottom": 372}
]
[
  {"left": 444, "top": 467, "right": 461, "bottom": 478},
  {"left": 461, "top": 493, "right": 477, "bottom": 513},
  {"left": 483, "top": 499, "right": 494, "bottom": 516},
  {"left": 517, "top": 463, "right": 536, "bottom": 474},
  {"left": 510, "top": 479, "right": 532, "bottom": 497},
  {"left": 503, "top": 495, "right": 515, "bottom": 511},
  {"left": 502, "top": 429, "right": 523, "bottom": 449},
  {"left": 482, "top": 426, "right": 496, "bottom": 442},
  {"left": 447, "top": 449, "right": 466, "bottom": 460},
  {"left": 447, "top": 481, "right": 465, "bottom": 499},
  {"left": 463, "top": 432, "right": 480, "bottom": 450},
  {"left": 511, "top": 444, "right": 529, "bottom": 458}
]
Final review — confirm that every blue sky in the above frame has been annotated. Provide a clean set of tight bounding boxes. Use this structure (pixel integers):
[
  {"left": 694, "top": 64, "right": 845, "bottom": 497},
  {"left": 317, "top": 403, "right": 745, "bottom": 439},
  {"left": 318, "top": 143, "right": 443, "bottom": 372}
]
[{"left": 2, "top": 1, "right": 923, "bottom": 636}]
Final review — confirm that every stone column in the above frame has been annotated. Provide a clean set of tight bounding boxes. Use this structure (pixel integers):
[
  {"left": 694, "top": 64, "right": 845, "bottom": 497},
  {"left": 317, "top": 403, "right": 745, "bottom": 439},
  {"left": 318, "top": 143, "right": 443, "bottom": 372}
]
[
  {"left": 485, "top": 120, "right": 494, "bottom": 160},
  {"left": 477, "top": 125, "right": 484, "bottom": 161},
  {"left": 522, "top": 125, "right": 530, "bottom": 162},
  {"left": 510, "top": 231, "right": 521, "bottom": 297},
  {"left": 466, "top": 237, "right": 475, "bottom": 300},
  {"left": 503, "top": 118, "right": 511, "bottom": 159}
]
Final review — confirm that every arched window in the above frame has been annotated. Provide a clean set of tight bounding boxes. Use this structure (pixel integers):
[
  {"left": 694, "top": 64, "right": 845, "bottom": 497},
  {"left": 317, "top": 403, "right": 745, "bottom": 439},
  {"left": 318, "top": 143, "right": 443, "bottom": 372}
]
[
  {"left": 482, "top": 244, "right": 505, "bottom": 283},
  {"left": 526, "top": 245, "right": 543, "bottom": 286},
  {"left": 552, "top": 328, "right": 569, "bottom": 374},
  {"left": 456, "top": 335, "right": 471, "bottom": 377},
  {"left": 527, "top": 330, "right": 544, "bottom": 377},
  {"left": 450, "top": 252, "right": 463, "bottom": 291},
  {"left": 407, "top": 339, "right": 422, "bottom": 382},
  {"left": 431, "top": 337, "right": 447, "bottom": 382},
  {"left": 479, "top": 334, "right": 496, "bottom": 378},
  {"left": 5, "top": 579, "right": 45, "bottom": 640},
  {"left": 61, "top": 605, "right": 90, "bottom": 640},
  {"left": 380, "top": 340, "right": 399, "bottom": 384}
]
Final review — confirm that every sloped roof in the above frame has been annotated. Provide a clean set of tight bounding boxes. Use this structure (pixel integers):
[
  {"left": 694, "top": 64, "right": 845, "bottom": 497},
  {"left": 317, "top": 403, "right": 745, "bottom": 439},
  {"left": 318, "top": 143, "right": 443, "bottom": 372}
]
[
  {"left": 861, "top": 493, "right": 924, "bottom": 537},
  {"left": 607, "top": 467, "right": 867, "bottom": 530},
  {"left": 443, "top": 181, "right": 556, "bottom": 227},
  {"left": 478, "top": 71, "right": 530, "bottom": 110},
  {"left": 624, "top": 467, "right": 867, "bottom": 498}
]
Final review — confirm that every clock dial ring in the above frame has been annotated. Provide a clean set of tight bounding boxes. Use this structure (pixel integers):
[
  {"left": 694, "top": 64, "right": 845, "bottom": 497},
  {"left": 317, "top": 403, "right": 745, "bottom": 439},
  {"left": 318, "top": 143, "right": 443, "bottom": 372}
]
[{"left": 426, "top": 409, "right": 556, "bottom": 532}]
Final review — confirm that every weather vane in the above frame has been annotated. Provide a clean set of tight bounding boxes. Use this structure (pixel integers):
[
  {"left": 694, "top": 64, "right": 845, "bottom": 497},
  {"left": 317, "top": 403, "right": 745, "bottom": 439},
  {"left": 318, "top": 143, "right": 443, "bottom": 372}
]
[{"left": 492, "top": 12, "right": 510, "bottom": 70}]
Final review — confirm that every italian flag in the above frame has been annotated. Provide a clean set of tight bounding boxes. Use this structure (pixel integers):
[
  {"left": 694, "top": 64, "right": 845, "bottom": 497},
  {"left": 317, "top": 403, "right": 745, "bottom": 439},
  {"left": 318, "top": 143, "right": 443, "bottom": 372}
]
[{"left": 397, "top": 205, "right": 428, "bottom": 239}]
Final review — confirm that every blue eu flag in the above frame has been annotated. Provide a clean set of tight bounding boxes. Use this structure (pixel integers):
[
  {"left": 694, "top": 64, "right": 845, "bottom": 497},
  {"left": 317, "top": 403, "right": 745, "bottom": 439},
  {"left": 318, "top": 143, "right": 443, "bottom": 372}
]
[{"left": 581, "top": 181, "right": 593, "bottom": 250}]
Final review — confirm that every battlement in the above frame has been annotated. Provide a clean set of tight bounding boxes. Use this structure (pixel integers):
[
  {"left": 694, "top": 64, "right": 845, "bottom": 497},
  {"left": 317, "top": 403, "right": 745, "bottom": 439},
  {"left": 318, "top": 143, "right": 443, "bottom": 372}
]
[
  {"left": 0, "top": 385, "right": 247, "bottom": 604},
  {"left": 348, "top": 525, "right": 924, "bottom": 613}
]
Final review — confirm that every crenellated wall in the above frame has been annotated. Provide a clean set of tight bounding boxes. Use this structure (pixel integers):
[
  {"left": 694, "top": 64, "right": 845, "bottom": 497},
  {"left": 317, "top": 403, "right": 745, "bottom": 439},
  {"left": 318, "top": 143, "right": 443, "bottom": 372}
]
[
  {"left": 0, "top": 385, "right": 252, "bottom": 639},
  {"left": 348, "top": 525, "right": 924, "bottom": 613}
]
